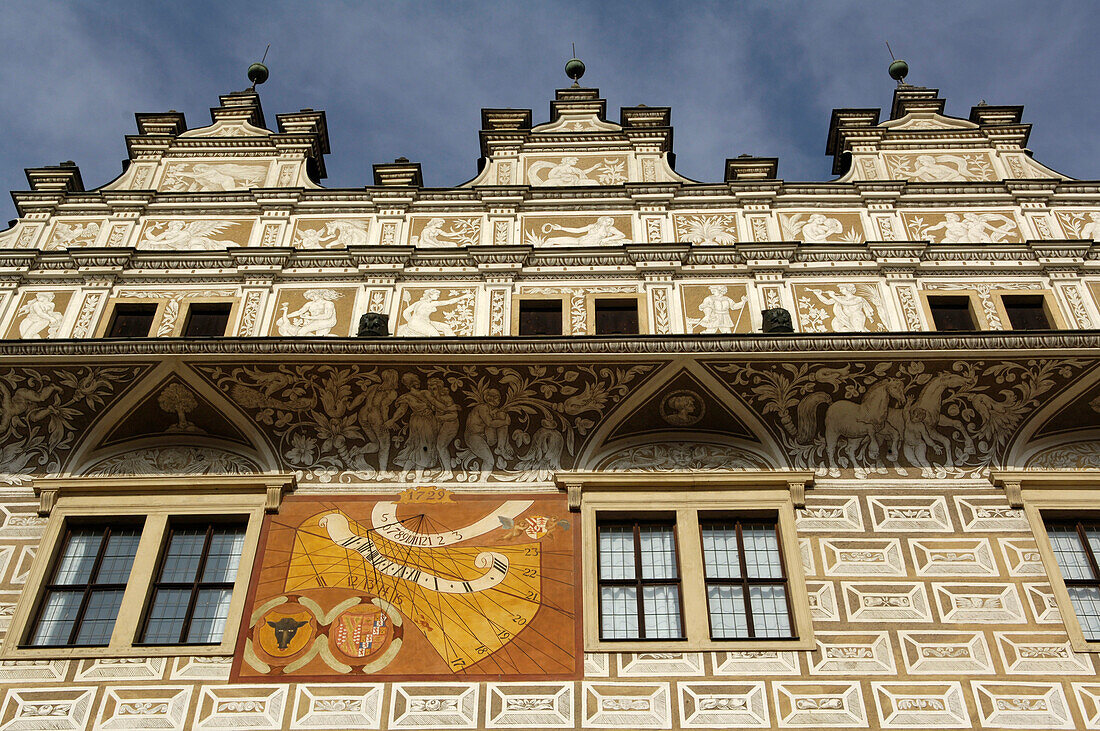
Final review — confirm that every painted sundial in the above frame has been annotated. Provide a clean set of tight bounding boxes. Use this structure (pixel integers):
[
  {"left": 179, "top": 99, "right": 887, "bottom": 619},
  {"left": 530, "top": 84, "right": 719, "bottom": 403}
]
[{"left": 234, "top": 489, "right": 578, "bottom": 680}]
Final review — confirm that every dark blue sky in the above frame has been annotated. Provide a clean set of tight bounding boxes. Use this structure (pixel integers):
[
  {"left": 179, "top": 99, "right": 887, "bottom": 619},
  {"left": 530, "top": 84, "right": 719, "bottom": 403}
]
[{"left": 1, "top": 1, "right": 1097, "bottom": 222}]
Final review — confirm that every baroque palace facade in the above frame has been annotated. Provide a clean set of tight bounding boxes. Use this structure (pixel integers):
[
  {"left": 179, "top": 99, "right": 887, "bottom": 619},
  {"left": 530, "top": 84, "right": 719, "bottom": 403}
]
[{"left": 0, "top": 66, "right": 1099, "bottom": 730}]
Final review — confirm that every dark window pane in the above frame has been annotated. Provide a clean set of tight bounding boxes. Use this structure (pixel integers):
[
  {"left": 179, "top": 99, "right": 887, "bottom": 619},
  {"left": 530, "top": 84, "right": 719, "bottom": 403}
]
[
  {"left": 1002, "top": 295, "right": 1050, "bottom": 330},
  {"left": 96, "top": 530, "right": 141, "bottom": 584},
  {"left": 183, "top": 303, "right": 232, "bottom": 337},
  {"left": 160, "top": 530, "right": 206, "bottom": 582},
  {"left": 73, "top": 589, "right": 125, "bottom": 645},
  {"left": 186, "top": 588, "right": 233, "bottom": 643},
  {"left": 518, "top": 300, "right": 563, "bottom": 336},
  {"left": 202, "top": 528, "right": 246, "bottom": 582},
  {"left": 594, "top": 299, "right": 638, "bottom": 335},
  {"left": 107, "top": 304, "right": 157, "bottom": 337},
  {"left": 928, "top": 296, "right": 975, "bottom": 331},
  {"left": 143, "top": 588, "right": 192, "bottom": 644}
]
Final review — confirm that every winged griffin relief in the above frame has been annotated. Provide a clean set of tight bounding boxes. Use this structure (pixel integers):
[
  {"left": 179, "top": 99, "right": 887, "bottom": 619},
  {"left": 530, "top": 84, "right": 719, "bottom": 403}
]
[
  {"left": 136, "top": 219, "right": 253, "bottom": 250},
  {"left": 708, "top": 359, "right": 1090, "bottom": 478},
  {"left": 193, "top": 363, "right": 657, "bottom": 484},
  {"left": 43, "top": 220, "right": 103, "bottom": 250},
  {"left": 159, "top": 161, "right": 270, "bottom": 192}
]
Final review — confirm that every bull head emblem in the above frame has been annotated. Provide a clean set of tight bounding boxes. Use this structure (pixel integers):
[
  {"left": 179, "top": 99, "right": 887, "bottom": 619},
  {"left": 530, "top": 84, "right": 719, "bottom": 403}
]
[{"left": 267, "top": 617, "right": 308, "bottom": 650}]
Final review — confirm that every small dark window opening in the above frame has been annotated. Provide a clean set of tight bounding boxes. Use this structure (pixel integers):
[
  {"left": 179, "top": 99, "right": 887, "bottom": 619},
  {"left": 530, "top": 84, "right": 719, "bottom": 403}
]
[
  {"left": 927, "top": 296, "right": 976, "bottom": 332},
  {"left": 183, "top": 303, "right": 232, "bottom": 337},
  {"left": 107, "top": 304, "right": 157, "bottom": 338},
  {"left": 1002, "top": 295, "right": 1051, "bottom": 331},
  {"left": 518, "top": 299, "right": 563, "bottom": 336},
  {"left": 594, "top": 298, "right": 639, "bottom": 335}
]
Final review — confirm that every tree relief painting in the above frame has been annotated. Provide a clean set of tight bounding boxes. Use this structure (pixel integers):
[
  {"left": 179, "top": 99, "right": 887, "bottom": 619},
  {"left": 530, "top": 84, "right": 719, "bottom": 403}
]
[
  {"left": 778, "top": 212, "right": 865, "bottom": 243},
  {"left": 234, "top": 491, "right": 578, "bottom": 681},
  {"left": 521, "top": 215, "right": 634, "bottom": 247},
  {"left": 5, "top": 291, "right": 74, "bottom": 340},
  {"left": 883, "top": 152, "right": 998, "bottom": 182},
  {"left": 269, "top": 288, "right": 357, "bottom": 337},
  {"left": 524, "top": 155, "right": 628, "bottom": 186},
  {"left": 672, "top": 213, "right": 738, "bottom": 245},
  {"left": 706, "top": 358, "right": 1092, "bottom": 478},
  {"left": 792, "top": 283, "right": 889, "bottom": 333},
  {"left": 192, "top": 362, "right": 658, "bottom": 484},
  {"left": 290, "top": 219, "right": 371, "bottom": 249},
  {"left": 159, "top": 161, "right": 271, "bottom": 192},
  {"left": 135, "top": 219, "right": 255, "bottom": 251},
  {"left": 900, "top": 210, "right": 1024, "bottom": 244}
]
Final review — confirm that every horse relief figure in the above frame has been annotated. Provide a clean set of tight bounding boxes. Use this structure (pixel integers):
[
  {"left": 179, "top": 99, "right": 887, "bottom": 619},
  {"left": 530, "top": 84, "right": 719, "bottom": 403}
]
[
  {"left": 879, "top": 371, "right": 977, "bottom": 478},
  {"left": 795, "top": 378, "right": 906, "bottom": 477}
]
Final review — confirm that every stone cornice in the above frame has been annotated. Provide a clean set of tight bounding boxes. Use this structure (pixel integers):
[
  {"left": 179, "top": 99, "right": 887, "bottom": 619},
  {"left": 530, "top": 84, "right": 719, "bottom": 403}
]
[{"left": 3, "top": 331, "right": 1100, "bottom": 360}]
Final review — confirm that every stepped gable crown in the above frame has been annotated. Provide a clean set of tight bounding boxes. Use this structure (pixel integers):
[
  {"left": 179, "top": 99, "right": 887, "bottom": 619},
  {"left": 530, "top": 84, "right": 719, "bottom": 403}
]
[
  {"left": 826, "top": 83, "right": 1064, "bottom": 182},
  {"left": 106, "top": 89, "right": 327, "bottom": 194},
  {"left": 465, "top": 86, "right": 691, "bottom": 187}
]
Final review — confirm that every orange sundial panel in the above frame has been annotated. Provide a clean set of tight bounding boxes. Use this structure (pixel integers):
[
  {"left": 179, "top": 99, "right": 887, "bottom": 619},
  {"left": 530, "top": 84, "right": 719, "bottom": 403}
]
[{"left": 233, "top": 490, "right": 579, "bottom": 681}]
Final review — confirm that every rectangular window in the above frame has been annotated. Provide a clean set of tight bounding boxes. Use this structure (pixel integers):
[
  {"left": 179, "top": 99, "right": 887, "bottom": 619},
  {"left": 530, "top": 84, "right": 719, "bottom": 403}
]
[
  {"left": 107, "top": 303, "right": 157, "bottom": 338},
  {"left": 927, "top": 295, "right": 976, "bottom": 331},
  {"left": 597, "top": 520, "right": 683, "bottom": 640},
  {"left": 701, "top": 519, "right": 793, "bottom": 639},
  {"left": 594, "top": 298, "right": 639, "bottom": 335},
  {"left": 140, "top": 522, "right": 247, "bottom": 645},
  {"left": 518, "top": 299, "right": 563, "bottom": 336},
  {"left": 1001, "top": 294, "right": 1051, "bottom": 330},
  {"left": 182, "top": 303, "right": 232, "bottom": 337},
  {"left": 1045, "top": 520, "right": 1100, "bottom": 640},
  {"left": 28, "top": 524, "right": 141, "bottom": 647}
]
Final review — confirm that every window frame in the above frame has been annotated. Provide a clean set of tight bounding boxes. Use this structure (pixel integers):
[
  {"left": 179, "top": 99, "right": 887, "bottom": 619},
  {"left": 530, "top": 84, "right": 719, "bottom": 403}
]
[
  {"left": 992, "top": 289, "right": 1066, "bottom": 331},
  {"left": 181, "top": 301, "right": 235, "bottom": 337},
  {"left": 596, "top": 517, "right": 686, "bottom": 642},
  {"left": 3, "top": 475, "right": 292, "bottom": 659},
  {"left": 101, "top": 301, "right": 161, "bottom": 338},
  {"left": 921, "top": 292, "right": 981, "bottom": 332},
  {"left": 560, "top": 471, "right": 815, "bottom": 652},
  {"left": 994, "top": 470, "right": 1100, "bottom": 652},
  {"left": 587, "top": 295, "right": 645, "bottom": 336},
  {"left": 514, "top": 296, "right": 567, "bottom": 337}
]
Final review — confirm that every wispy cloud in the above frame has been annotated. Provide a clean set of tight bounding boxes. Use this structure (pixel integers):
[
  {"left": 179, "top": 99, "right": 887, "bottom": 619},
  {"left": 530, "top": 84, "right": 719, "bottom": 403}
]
[{"left": 1, "top": 1, "right": 1096, "bottom": 222}]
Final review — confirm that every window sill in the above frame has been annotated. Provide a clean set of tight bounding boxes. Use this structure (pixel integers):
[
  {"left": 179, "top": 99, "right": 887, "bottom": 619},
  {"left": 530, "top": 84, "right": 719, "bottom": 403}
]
[
  {"left": 5, "top": 644, "right": 233, "bottom": 660},
  {"left": 586, "top": 636, "right": 815, "bottom": 653}
]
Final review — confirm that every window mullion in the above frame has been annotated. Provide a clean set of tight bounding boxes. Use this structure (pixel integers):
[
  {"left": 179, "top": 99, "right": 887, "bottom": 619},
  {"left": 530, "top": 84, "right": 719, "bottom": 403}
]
[
  {"left": 632, "top": 522, "right": 645, "bottom": 639},
  {"left": 179, "top": 525, "right": 213, "bottom": 644},
  {"left": 735, "top": 521, "right": 755, "bottom": 638},
  {"left": 1079, "top": 522, "right": 1100, "bottom": 582}
]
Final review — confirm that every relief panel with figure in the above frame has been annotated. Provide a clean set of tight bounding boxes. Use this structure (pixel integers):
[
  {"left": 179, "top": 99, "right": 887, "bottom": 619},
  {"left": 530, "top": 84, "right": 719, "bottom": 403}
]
[
  {"left": 778, "top": 212, "right": 865, "bottom": 243},
  {"left": 524, "top": 155, "right": 628, "bottom": 186},
  {"left": 792, "top": 283, "right": 889, "bottom": 333},
  {"left": 680, "top": 284, "right": 751, "bottom": 334},
  {"left": 1054, "top": 210, "right": 1100, "bottom": 241},
  {"left": 408, "top": 216, "right": 482, "bottom": 247},
  {"left": 5, "top": 291, "right": 74, "bottom": 340},
  {"left": 135, "top": 219, "right": 255, "bottom": 251},
  {"left": 289, "top": 219, "right": 371, "bottom": 249},
  {"left": 521, "top": 215, "right": 634, "bottom": 247},
  {"left": 900, "top": 210, "right": 1025, "bottom": 244},
  {"left": 395, "top": 287, "right": 477, "bottom": 337},
  {"left": 269, "top": 287, "right": 358, "bottom": 337},
  {"left": 233, "top": 492, "right": 578, "bottom": 681},
  {"left": 883, "top": 152, "right": 998, "bottom": 182},
  {"left": 42, "top": 219, "right": 105, "bottom": 250},
  {"left": 158, "top": 161, "right": 271, "bottom": 192}
]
